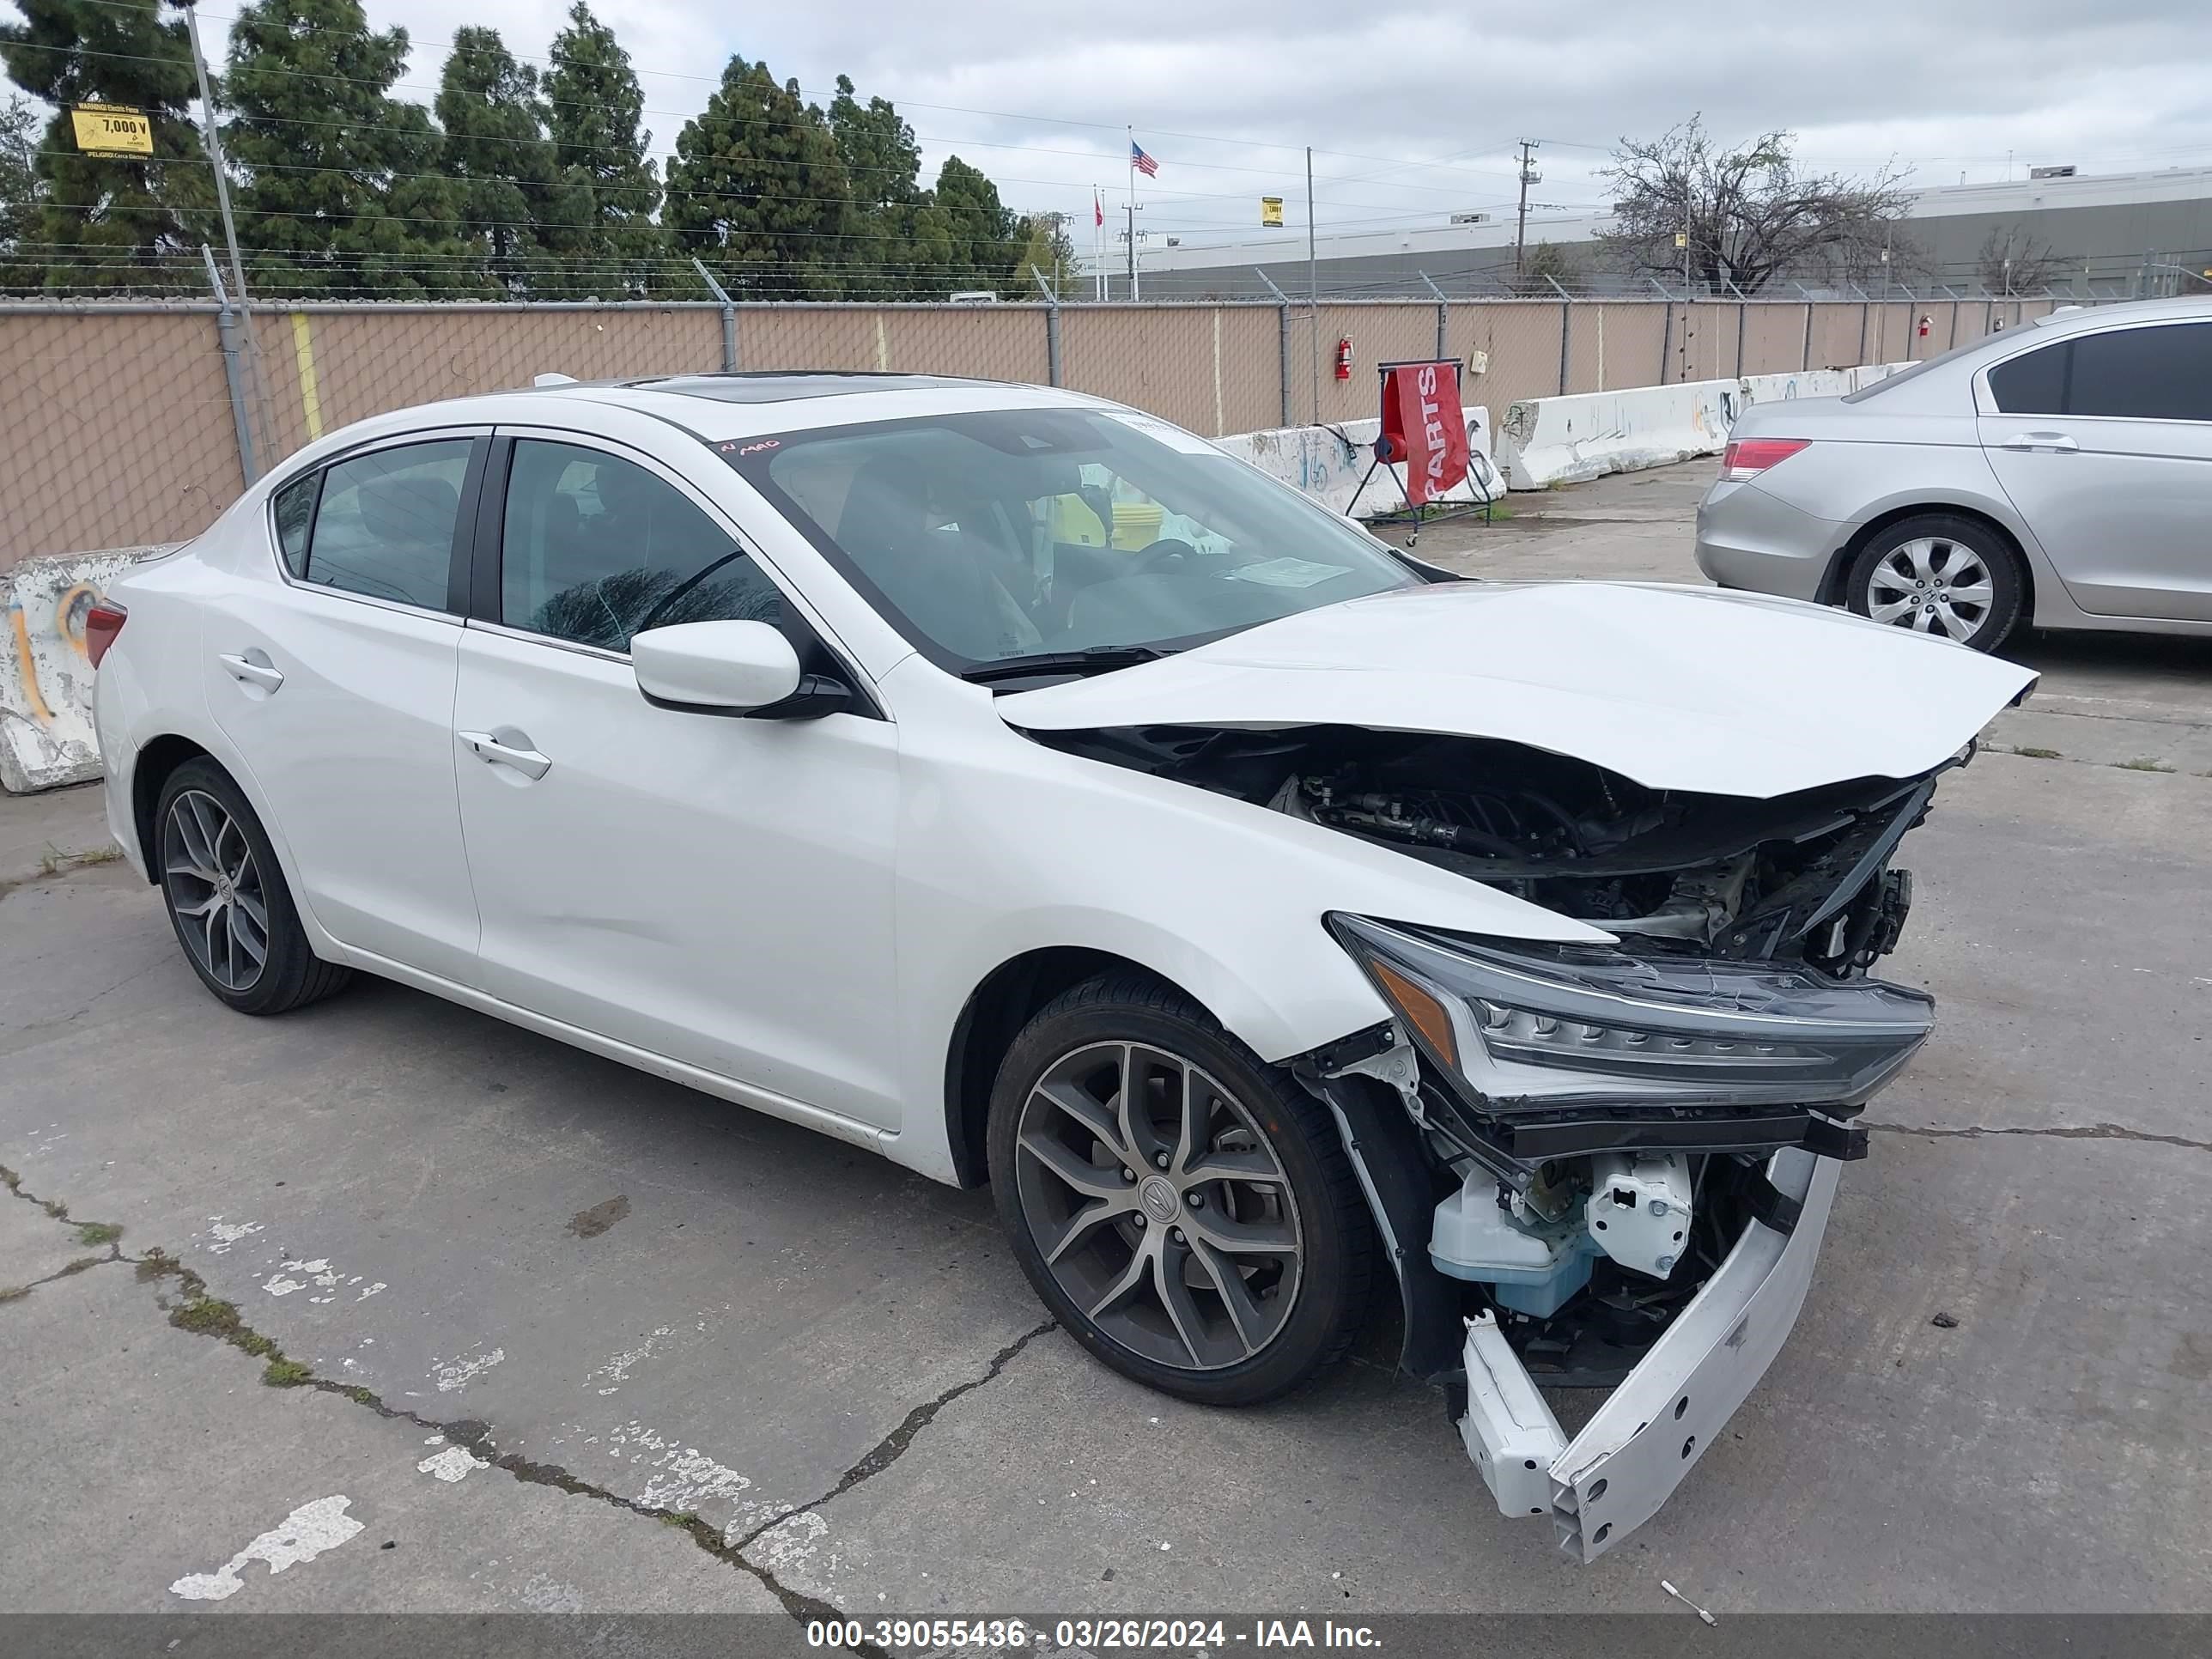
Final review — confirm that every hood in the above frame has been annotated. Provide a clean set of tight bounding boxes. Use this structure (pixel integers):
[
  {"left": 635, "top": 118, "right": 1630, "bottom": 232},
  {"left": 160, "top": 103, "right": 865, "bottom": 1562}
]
[{"left": 996, "top": 582, "right": 2036, "bottom": 799}]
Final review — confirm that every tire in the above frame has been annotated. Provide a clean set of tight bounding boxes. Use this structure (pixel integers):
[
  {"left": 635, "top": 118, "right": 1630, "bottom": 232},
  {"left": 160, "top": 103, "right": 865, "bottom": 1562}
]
[
  {"left": 153, "top": 757, "right": 353, "bottom": 1016},
  {"left": 988, "top": 971, "right": 1376, "bottom": 1406},
  {"left": 1844, "top": 513, "right": 2024, "bottom": 652}
]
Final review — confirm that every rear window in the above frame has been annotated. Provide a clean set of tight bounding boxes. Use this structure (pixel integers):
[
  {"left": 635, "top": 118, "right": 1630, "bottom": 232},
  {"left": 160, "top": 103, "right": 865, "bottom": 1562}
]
[{"left": 1987, "top": 343, "right": 2069, "bottom": 416}]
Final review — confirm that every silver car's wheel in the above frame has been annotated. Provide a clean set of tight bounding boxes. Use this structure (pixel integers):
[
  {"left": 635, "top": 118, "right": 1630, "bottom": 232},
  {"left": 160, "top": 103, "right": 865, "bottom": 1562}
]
[
  {"left": 1863, "top": 537, "right": 1995, "bottom": 642},
  {"left": 1013, "top": 1040, "right": 1304, "bottom": 1373},
  {"left": 161, "top": 788, "right": 270, "bottom": 992},
  {"left": 1845, "top": 514, "right": 2024, "bottom": 653}
]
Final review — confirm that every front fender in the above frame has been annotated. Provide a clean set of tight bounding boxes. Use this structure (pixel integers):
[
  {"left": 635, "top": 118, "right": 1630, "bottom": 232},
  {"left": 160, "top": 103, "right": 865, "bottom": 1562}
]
[{"left": 1298, "top": 1062, "right": 1461, "bottom": 1379}]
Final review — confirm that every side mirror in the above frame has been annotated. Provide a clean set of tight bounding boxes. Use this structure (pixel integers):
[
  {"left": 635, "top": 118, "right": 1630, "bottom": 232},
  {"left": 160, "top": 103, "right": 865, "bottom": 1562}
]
[{"left": 632, "top": 620, "right": 803, "bottom": 714}]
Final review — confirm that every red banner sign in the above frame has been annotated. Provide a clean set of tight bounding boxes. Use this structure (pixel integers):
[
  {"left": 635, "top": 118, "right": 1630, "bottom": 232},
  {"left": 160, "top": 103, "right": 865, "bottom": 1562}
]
[{"left": 1379, "top": 361, "right": 1470, "bottom": 504}]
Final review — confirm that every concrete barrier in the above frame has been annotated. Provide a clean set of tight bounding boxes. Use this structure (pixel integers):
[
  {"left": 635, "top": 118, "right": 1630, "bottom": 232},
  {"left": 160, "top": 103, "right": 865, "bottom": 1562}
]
[
  {"left": 1494, "top": 381, "right": 1739, "bottom": 490},
  {"left": 3, "top": 548, "right": 161, "bottom": 794},
  {"left": 1218, "top": 408, "right": 1504, "bottom": 519},
  {"left": 1496, "top": 364, "right": 1913, "bottom": 489},
  {"left": 1739, "top": 362, "right": 1910, "bottom": 407}
]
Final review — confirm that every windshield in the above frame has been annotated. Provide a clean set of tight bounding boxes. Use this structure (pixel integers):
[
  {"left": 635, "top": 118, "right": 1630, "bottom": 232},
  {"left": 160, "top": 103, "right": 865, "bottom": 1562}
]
[{"left": 717, "top": 406, "right": 1423, "bottom": 672}]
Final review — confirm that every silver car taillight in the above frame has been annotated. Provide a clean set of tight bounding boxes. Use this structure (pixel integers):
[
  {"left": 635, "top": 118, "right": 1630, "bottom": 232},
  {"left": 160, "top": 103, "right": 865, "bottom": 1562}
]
[{"left": 1720, "top": 437, "right": 1810, "bottom": 482}]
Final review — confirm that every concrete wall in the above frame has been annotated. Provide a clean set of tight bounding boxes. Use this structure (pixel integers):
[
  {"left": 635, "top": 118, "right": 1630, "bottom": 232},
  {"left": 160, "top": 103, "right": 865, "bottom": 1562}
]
[{"left": 2, "top": 547, "right": 154, "bottom": 793}]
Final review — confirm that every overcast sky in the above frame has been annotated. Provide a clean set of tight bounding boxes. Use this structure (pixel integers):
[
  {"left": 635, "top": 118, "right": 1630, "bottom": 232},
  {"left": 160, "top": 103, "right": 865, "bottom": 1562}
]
[{"left": 41, "top": 0, "right": 2212, "bottom": 253}]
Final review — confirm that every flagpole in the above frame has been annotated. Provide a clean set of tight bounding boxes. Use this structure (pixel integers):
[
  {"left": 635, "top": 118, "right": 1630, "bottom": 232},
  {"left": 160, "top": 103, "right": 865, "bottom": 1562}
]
[{"left": 1127, "top": 126, "right": 1139, "bottom": 302}]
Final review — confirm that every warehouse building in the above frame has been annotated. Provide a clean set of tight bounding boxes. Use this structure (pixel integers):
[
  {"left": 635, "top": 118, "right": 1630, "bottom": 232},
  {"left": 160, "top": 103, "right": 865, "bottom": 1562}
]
[{"left": 1097, "top": 164, "right": 2212, "bottom": 300}]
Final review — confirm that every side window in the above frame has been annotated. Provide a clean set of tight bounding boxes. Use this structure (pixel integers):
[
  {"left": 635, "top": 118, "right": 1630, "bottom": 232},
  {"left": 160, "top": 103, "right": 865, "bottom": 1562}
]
[
  {"left": 1987, "top": 342, "right": 2067, "bottom": 416},
  {"left": 271, "top": 471, "right": 318, "bottom": 576},
  {"left": 299, "top": 441, "right": 472, "bottom": 610},
  {"left": 500, "top": 440, "right": 784, "bottom": 653},
  {"left": 2065, "top": 324, "right": 2212, "bottom": 422}
]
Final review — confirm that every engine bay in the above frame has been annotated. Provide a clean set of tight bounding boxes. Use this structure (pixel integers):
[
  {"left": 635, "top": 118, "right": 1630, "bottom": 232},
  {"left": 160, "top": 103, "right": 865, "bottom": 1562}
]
[{"left": 1042, "top": 722, "right": 1938, "bottom": 975}]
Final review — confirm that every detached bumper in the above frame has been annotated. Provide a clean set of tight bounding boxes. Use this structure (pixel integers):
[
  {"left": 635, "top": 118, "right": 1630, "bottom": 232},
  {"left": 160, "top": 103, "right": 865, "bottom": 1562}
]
[{"left": 1457, "top": 1148, "right": 1841, "bottom": 1562}]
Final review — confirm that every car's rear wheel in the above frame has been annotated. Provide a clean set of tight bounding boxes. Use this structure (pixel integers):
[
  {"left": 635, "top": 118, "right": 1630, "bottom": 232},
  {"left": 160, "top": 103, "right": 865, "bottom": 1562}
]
[
  {"left": 1844, "top": 513, "right": 2024, "bottom": 652},
  {"left": 988, "top": 972, "right": 1374, "bottom": 1406},
  {"left": 155, "top": 758, "right": 352, "bottom": 1015}
]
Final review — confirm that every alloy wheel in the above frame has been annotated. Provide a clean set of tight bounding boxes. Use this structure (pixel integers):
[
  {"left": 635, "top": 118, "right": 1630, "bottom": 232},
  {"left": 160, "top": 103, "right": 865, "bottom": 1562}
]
[
  {"left": 1865, "top": 537, "right": 1995, "bottom": 642},
  {"left": 161, "top": 789, "right": 270, "bottom": 992},
  {"left": 1013, "top": 1041, "right": 1304, "bottom": 1372}
]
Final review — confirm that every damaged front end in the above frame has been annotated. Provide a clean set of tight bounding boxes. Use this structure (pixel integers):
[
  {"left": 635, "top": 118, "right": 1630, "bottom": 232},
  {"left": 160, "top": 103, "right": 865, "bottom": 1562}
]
[{"left": 1036, "top": 720, "right": 1959, "bottom": 1558}]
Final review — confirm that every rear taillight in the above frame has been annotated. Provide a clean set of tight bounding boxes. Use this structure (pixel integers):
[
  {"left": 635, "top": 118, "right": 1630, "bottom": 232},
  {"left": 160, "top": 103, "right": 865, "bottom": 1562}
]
[
  {"left": 1720, "top": 437, "right": 1810, "bottom": 483},
  {"left": 84, "top": 601, "right": 127, "bottom": 668}
]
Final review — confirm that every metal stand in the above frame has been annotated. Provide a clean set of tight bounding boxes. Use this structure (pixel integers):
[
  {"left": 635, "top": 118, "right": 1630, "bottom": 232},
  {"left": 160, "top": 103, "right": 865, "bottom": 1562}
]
[{"left": 1352, "top": 359, "right": 1496, "bottom": 545}]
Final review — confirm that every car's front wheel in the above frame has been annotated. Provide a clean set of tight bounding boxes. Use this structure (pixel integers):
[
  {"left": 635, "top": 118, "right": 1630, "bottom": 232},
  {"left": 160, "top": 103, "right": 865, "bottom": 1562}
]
[
  {"left": 154, "top": 757, "right": 353, "bottom": 1015},
  {"left": 988, "top": 973, "right": 1375, "bottom": 1406},
  {"left": 1844, "top": 513, "right": 2024, "bottom": 652}
]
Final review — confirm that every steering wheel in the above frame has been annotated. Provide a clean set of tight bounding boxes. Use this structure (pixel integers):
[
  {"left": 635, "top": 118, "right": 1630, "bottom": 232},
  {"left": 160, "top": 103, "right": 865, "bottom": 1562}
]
[{"left": 1131, "top": 538, "right": 1200, "bottom": 574}]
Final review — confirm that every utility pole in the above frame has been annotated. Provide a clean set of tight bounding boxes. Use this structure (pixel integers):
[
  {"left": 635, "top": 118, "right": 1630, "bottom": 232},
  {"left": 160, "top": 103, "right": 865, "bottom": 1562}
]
[
  {"left": 180, "top": 0, "right": 275, "bottom": 465},
  {"left": 1306, "top": 145, "right": 1319, "bottom": 425},
  {"left": 1513, "top": 139, "right": 1540, "bottom": 275},
  {"left": 179, "top": 0, "right": 249, "bottom": 323}
]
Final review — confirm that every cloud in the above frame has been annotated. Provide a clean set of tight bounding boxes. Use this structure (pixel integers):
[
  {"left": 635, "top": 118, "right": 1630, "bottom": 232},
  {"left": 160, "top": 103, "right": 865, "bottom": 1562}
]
[{"left": 204, "top": 0, "right": 2212, "bottom": 242}]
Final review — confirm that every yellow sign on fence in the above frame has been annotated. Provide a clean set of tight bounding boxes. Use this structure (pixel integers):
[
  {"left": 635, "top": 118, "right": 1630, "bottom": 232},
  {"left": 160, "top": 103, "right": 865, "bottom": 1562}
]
[
  {"left": 70, "top": 105, "right": 153, "bottom": 155},
  {"left": 1261, "top": 196, "right": 1284, "bottom": 228}
]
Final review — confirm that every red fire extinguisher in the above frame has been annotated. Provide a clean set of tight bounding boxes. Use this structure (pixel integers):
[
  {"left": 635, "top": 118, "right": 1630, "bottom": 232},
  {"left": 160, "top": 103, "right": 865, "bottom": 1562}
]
[
  {"left": 1334, "top": 337, "right": 1352, "bottom": 380},
  {"left": 1917, "top": 314, "right": 1931, "bottom": 338}
]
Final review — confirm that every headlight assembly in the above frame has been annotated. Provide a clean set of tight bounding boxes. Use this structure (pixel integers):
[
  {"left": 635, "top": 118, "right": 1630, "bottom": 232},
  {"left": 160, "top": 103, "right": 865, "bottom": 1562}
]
[{"left": 1329, "top": 914, "right": 1933, "bottom": 1114}]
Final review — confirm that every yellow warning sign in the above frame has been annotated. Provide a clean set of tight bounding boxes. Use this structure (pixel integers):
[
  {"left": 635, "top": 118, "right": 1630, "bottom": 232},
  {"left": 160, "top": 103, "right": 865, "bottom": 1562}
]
[
  {"left": 70, "top": 106, "right": 153, "bottom": 155},
  {"left": 1261, "top": 196, "right": 1284, "bottom": 228}
]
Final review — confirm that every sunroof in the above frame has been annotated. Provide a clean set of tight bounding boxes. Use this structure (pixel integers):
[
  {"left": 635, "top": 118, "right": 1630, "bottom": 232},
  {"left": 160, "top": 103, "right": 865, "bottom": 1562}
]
[{"left": 623, "top": 373, "right": 993, "bottom": 404}]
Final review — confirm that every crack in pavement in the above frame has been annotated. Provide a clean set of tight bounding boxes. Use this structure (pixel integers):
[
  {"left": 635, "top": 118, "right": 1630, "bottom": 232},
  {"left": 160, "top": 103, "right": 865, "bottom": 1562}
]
[
  {"left": 0, "top": 845, "right": 127, "bottom": 903},
  {"left": 724, "top": 1320, "right": 1058, "bottom": 1553},
  {"left": 0, "top": 1157, "right": 1045, "bottom": 1638},
  {"left": 1865, "top": 1120, "right": 2212, "bottom": 1156}
]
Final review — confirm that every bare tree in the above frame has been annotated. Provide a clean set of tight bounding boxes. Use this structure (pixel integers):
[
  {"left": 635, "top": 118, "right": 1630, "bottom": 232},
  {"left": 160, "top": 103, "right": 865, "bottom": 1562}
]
[
  {"left": 1976, "top": 225, "right": 2066, "bottom": 295},
  {"left": 1600, "top": 116, "right": 1913, "bottom": 294}
]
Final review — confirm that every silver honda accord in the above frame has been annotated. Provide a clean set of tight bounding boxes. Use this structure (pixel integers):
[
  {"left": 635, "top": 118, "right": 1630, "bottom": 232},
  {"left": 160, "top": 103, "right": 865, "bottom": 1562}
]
[{"left": 1696, "top": 296, "right": 2212, "bottom": 651}]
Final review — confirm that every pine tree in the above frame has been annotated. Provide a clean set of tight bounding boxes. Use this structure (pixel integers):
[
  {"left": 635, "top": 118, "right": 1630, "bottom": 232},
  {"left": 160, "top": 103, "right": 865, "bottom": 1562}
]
[
  {"left": 544, "top": 1, "right": 662, "bottom": 295},
  {"left": 932, "top": 155, "right": 1022, "bottom": 295},
  {"left": 0, "top": 93, "right": 42, "bottom": 289},
  {"left": 222, "top": 0, "right": 467, "bottom": 297},
  {"left": 435, "top": 26, "right": 561, "bottom": 294},
  {"left": 665, "top": 56, "right": 853, "bottom": 300},
  {"left": 827, "top": 73, "right": 918, "bottom": 298},
  {"left": 0, "top": 0, "right": 212, "bottom": 291}
]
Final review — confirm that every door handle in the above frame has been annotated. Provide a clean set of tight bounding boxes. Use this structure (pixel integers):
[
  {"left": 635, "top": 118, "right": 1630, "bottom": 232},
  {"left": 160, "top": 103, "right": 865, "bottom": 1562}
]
[
  {"left": 1998, "top": 431, "right": 2079, "bottom": 453},
  {"left": 458, "top": 729, "right": 552, "bottom": 781},
  {"left": 218, "top": 651, "right": 285, "bottom": 693}
]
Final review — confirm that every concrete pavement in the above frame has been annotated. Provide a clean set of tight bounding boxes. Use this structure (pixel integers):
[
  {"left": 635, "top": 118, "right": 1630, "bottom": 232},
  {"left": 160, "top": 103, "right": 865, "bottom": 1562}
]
[{"left": 3, "top": 461, "right": 2208, "bottom": 1623}]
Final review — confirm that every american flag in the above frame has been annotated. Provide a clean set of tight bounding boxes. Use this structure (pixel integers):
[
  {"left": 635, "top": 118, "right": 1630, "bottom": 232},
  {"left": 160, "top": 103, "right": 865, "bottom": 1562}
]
[{"left": 1130, "top": 141, "right": 1158, "bottom": 177}]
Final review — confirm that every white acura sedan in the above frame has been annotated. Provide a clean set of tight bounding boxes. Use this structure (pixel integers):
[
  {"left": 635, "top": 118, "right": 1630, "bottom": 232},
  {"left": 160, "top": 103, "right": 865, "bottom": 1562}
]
[{"left": 88, "top": 374, "right": 2033, "bottom": 1558}]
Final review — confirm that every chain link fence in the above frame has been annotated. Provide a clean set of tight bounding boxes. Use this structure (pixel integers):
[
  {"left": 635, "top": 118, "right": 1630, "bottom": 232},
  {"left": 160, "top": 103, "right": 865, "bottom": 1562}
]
[{"left": 0, "top": 272, "right": 2072, "bottom": 566}]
